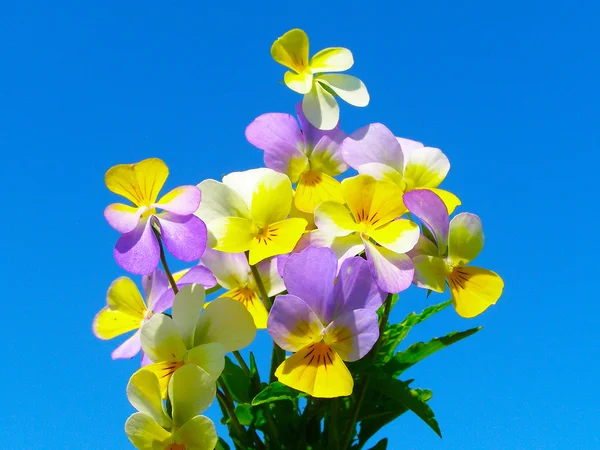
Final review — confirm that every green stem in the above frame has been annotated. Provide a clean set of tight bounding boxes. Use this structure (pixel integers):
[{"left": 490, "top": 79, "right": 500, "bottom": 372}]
[
  {"left": 329, "top": 398, "right": 339, "bottom": 449},
  {"left": 249, "top": 261, "right": 272, "bottom": 310},
  {"left": 152, "top": 225, "right": 178, "bottom": 294},
  {"left": 341, "top": 293, "right": 395, "bottom": 449},
  {"left": 233, "top": 350, "right": 251, "bottom": 377},
  {"left": 217, "top": 383, "right": 249, "bottom": 447}
]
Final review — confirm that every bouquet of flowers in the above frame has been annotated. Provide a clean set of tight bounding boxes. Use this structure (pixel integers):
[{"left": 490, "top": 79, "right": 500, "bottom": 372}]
[{"left": 93, "top": 28, "right": 504, "bottom": 450}]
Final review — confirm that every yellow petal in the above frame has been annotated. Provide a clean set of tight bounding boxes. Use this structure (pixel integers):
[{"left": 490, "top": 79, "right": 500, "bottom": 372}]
[
  {"left": 249, "top": 218, "right": 307, "bottom": 265},
  {"left": 369, "top": 218, "right": 420, "bottom": 254},
  {"left": 428, "top": 188, "right": 461, "bottom": 215},
  {"left": 271, "top": 28, "right": 309, "bottom": 73},
  {"left": 314, "top": 201, "right": 358, "bottom": 237},
  {"left": 125, "top": 412, "right": 171, "bottom": 450},
  {"left": 275, "top": 342, "right": 353, "bottom": 398},
  {"left": 294, "top": 171, "right": 344, "bottom": 214},
  {"left": 225, "top": 287, "right": 269, "bottom": 329},
  {"left": 126, "top": 369, "right": 171, "bottom": 428},
  {"left": 105, "top": 158, "right": 168, "bottom": 206},
  {"left": 250, "top": 171, "right": 293, "bottom": 228},
  {"left": 403, "top": 147, "right": 450, "bottom": 189},
  {"left": 143, "top": 361, "right": 184, "bottom": 398},
  {"left": 448, "top": 266, "right": 504, "bottom": 318},
  {"left": 284, "top": 71, "right": 313, "bottom": 94},
  {"left": 209, "top": 217, "right": 254, "bottom": 253},
  {"left": 342, "top": 175, "right": 406, "bottom": 230},
  {"left": 309, "top": 47, "right": 353, "bottom": 73},
  {"left": 93, "top": 277, "right": 146, "bottom": 340}
]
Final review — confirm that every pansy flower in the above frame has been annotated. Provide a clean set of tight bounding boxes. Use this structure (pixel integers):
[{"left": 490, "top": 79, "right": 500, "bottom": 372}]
[
  {"left": 268, "top": 247, "right": 384, "bottom": 398},
  {"left": 312, "top": 174, "right": 420, "bottom": 293},
  {"left": 341, "top": 123, "right": 461, "bottom": 214},
  {"left": 125, "top": 365, "right": 217, "bottom": 450},
  {"left": 141, "top": 284, "right": 256, "bottom": 395},
  {"left": 201, "top": 248, "right": 284, "bottom": 328},
  {"left": 195, "top": 168, "right": 307, "bottom": 265},
  {"left": 404, "top": 190, "right": 504, "bottom": 318},
  {"left": 104, "top": 158, "right": 207, "bottom": 274},
  {"left": 92, "top": 267, "right": 216, "bottom": 361},
  {"left": 246, "top": 103, "right": 347, "bottom": 213},
  {"left": 271, "top": 28, "right": 369, "bottom": 130}
]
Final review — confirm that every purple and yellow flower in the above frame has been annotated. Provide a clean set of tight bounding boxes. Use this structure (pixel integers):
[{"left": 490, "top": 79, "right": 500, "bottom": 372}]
[
  {"left": 195, "top": 168, "right": 307, "bottom": 265},
  {"left": 268, "top": 247, "right": 384, "bottom": 398},
  {"left": 125, "top": 365, "right": 217, "bottom": 450},
  {"left": 341, "top": 123, "right": 461, "bottom": 214},
  {"left": 271, "top": 28, "right": 369, "bottom": 130},
  {"left": 311, "top": 174, "right": 420, "bottom": 293},
  {"left": 93, "top": 267, "right": 216, "bottom": 361},
  {"left": 140, "top": 284, "right": 256, "bottom": 396},
  {"left": 246, "top": 103, "right": 347, "bottom": 213},
  {"left": 104, "top": 158, "right": 207, "bottom": 275},
  {"left": 201, "top": 249, "right": 284, "bottom": 329},
  {"left": 404, "top": 190, "right": 504, "bottom": 318}
]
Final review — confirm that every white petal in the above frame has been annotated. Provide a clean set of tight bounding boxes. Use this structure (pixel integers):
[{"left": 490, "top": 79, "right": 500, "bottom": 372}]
[
  {"left": 317, "top": 74, "right": 369, "bottom": 107},
  {"left": 302, "top": 83, "right": 339, "bottom": 131},
  {"left": 140, "top": 315, "right": 186, "bottom": 363},
  {"left": 172, "top": 284, "right": 206, "bottom": 349},
  {"left": 168, "top": 364, "right": 216, "bottom": 427}
]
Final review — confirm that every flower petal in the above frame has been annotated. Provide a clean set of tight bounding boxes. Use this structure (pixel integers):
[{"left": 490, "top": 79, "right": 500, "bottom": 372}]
[
  {"left": 282, "top": 247, "right": 337, "bottom": 322},
  {"left": 105, "top": 158, "right": 168, "bottom": 206},
  {"left": 403, "top": 189, "right": 449, "bottom": 255},
  {"left": 310, "top": 130, "right": 348, "bottom": 176},
  {"left": 302, "top": 83, "right": 339, "bottom": 131},
  {"left": 155, "top": 186, "right": 202, "bottom": 215},
  {"left": 356, "top": 162, "right": 405, "bottom": 187},
  {"left": 295, "top": 171, "right": 344, "bottom": 214},
  {"left": 267, "top": 294, "right": 324, "bottom": 352},
  {"left": 245, "top": 112, "right": 309, "bottom": 182},
  {"left": 317, "top": 74, "right": 369, "bottom": 107},
  {"left": 397, "top": 137, "right": 425, "bottom": 160},
  {"left": 403, "top": 147, "right": 450, "bottom": 190},
  {"left": 341, "top": 123, "right": 404, "bottom": 172},
  {"left": 295, "top": 230, "right": 364, "bottom": 270},
  {"left": 275, "top": 342, "right": 353, "bottom": 398},
  {"left": 194, "top": 297, "right": 256, "bottom": 352},
  {"left": 363, "top": 239, "right": 414, "bottom": 294},
  {"left": 126, "top": 369, "right": 170, "bottom": 427},
  {"left": 314, "top": 201, "right": 358, "bottom": 236},
  {"left": 250, "top": 170, "right": 294, "bottom": 228},
  {"left": 370, "top": 219, "right": 420, "bottom": 254},
  {"left": 143, "top": 270, "right": 170, "bottom": 312},
  {"left": 209, "top": 217, "right": 255, "bottom": 253},
  {"left": 195, "top": 179, "right": 250, "bottom": 223},
  {"left": 448, "top": 213, "right": 484, "bottom": 265},
  {"left": 296, "top": 102, "right": 342, "bottom": 150},
  {"left": 284, "top": 71, "right": 314, "bottom": 94},
  {"left": 111, "top": 329, "right": 143, "bottom": 360},
  {"left": 114, "top": 218, "right": 160, "bottom": 275},
  {"left": 333, "top": 257, "right": 386, "bottom": 315},
  {"left": 222, "top": 168, "right": 275, "bottom": 209},
  {"left": 125, "top": 412, "right": 170, "bottom": 450},
  {"left": 104, "top": 203, "right": 144, "bottom": 233},
  {"left": 172, "top": 415, "right": 218, "bottom": 450},
  {"left": 225, "top": 287, "right": 269, "bottom": 329},
  {"left": 248, "top": 218, "right": 307, "bottom": 265},
  {"left": 175, "top": 265, "right": 217, "bottom": 289},
  {"left": 271, "top": 28, "right": 309, "bottom": 73},
  {"left": 169, "top": 364, "right": 216, "bottom": 427},
  {"left": 172, "top": 284, "right": 206, "bottom": 349},
  {"left": 256, "top": 257, "right": 286, "bottom": 297},
  {"left": 448, "top": 266, "right": 504, "bottom": 318},
  {"left": 93, "top": 277, "right": 146, "bottom": 340},
  {"left": 185, "top": 343, "right": 226, "bottom": 381},
  {"left": 158, "top": 213, "right": 207, "bottom": 262},
  {"left": 412, "top": 255, "right": 448, "bottom": 292},
  {"left": 324, "top": 309, "right": 379, "bottom": 361},
  {"left": 140, "top": 314, "right": 187, "bottom": 363},
  {"left": 200, "top": 249, "right": 250, "bottom": 290},
  {"left": 428, "top": 188, "right": 461, "bottom": 215},
  {"left": 310, "top": 47, "right": 353, "bottom": 72}
]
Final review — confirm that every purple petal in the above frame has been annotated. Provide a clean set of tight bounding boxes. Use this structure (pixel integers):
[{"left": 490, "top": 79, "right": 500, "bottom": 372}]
[
  {"left": 363, "top": 239, "right": 414, "bottom": 294},
  {"left": 152, "top": 266, "right": 217, "bottom": 314},
  {"left": 111, "top": 330, "right": 142, "bottom": 360},
  {"left": 396, "top": 137, "right": 424, "bottom": 161},
  {"left": 141, "top": 352, "right": 152, "bottom": 367},
  {"left": 275, "top": 254, "right": 290, "bottom": 278},
  {"left": 324, "top": 309, "right": 379, "bottom": 362},
  {"left": 104, "top": 203, "right": 143, "bottom": 234},
  {"left": 144, "top": 269, "right": 170, "bottom": 311},
  {"left": 341, "top": 123, "right": 404, "bottom": 172},
  {"left": 267, "top": 294, "right": 325, "bottom": 352},
  {"left": 155, "top": 185, "right": 202, "bottom": 215},
  {"left": 296, "top": 102, "right": 340, "bottom": 149},
  {"left": 158, "top": 213, "right": 207, "bottom": 262},
  {"left": 283, "top": 247, "right": 338, "bottom": 323},
  {"left": 403, "top": 190, "right": 449, "bottom": 255},
  {"left": 332, "top": 257, "right": 386, "bottom": 318},
  {"left": 245, "top": 112, "right": 306, "bottom": 175},
  {"left": 114, "top": 219, "right": 160, "bottom": 275}
]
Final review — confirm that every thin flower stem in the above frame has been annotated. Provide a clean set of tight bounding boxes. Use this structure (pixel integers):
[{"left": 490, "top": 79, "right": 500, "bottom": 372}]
[
  {"left": 249, "top": 261, "right": 272, "bottom": 310},
  {"left": 329, "top": 398, "right": 339, "bottom": 449},
  {"left": 341, "top": 293, "right": 395, "bottom": 450},
  {"left": 217, "top": 384, "right": 249, "bottom": 447},
  {"left": 233, "top": 350, "right": 251, "bottom": 377},
  {"left": 151, "top": 225, "right": 178, "bottom": 294}
]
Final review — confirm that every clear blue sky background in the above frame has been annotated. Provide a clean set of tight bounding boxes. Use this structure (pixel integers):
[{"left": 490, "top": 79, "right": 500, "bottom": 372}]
[{"left": 1, "top": 1, "right": 598, "bottom": 449}]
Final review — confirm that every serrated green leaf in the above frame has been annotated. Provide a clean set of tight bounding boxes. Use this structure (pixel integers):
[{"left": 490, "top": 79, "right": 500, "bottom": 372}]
[
  {"left": 368, "top": 438, "right": 388, "bottom": 450},
  {"left": 385, "top": 326, "right": 482, "bottom": 377},
  {"left": 234, "top": 403, "right": 254, "bottom": 426},
  {"left": 220, "top": 356, "right": 251, "bottom": 403},
  {"left": 372, "top": 377, "right": 441, "bottom": 437},
  {"left": 251, "top": 381, "right": 306, "bottom": 406},
  {"left": 377, "top": 300, "right": 452, "bottom": 363},
  {"left": 215, "top": 437, "right": 230, "bottom": 450}
]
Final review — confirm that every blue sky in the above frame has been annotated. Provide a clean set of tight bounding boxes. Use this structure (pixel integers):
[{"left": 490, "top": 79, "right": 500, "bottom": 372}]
[{"left": 1, "top": 1, "right": 598, "bottom": 448}]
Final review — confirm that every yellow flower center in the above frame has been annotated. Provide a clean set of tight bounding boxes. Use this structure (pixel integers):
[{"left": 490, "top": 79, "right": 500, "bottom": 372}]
[
  {"left": 302, "top": 341, "right": 335, "bottom": 368},
  {"left": 227, "top": 286, "right": 259, "bottom": 307},
  {"left": 254, "top": 224, "right": 281, "bottom": 245}
]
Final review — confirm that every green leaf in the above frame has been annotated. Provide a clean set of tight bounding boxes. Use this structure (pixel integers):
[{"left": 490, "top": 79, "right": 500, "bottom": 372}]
[
  {"left": 252, "top": 381, "right": 306, "bottom": 406},
  {"left": 220, "top": 356, "right": 251, "bottom": 403},
  {"left": 368, "top": 438, "right": 388, "bottom": 450},
  {"left": 385, "top": 326, "right": 482, "bottom": 377},
  {"left": 377, "top": 300, "right": 452, "bottom": 363},
  {"left": 215, "top": 437, "right": 230, "bottom": 450},
  {"left": 372, "top": 377, "right": 441, "bottom": 437},
  {"left": 234, "top": 403, "right": 254, "bottom": 426}
]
